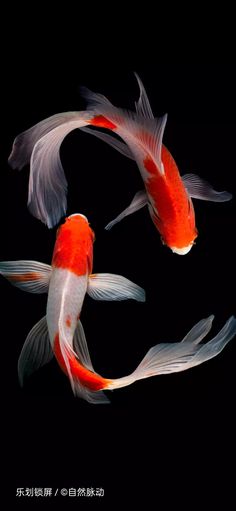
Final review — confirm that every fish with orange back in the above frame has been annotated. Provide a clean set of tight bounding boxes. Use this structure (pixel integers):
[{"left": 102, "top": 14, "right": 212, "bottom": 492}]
[
  {"left": 0, "top": 214, "right": 145, "bottom": 403},
  {"left": 0, "top": 214, "right": 235, "bottom": 403},
  {"left": 8, "top": 74, "right": 232, "bottom": 254}
]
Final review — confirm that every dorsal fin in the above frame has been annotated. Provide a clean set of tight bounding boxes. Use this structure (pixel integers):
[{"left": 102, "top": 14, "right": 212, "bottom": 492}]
[
  {"left": 81, "top": 84, "right": 168, "bottom": 176},
  {"left": 134, "top": 72, "right": 154, "bottom": 119}
]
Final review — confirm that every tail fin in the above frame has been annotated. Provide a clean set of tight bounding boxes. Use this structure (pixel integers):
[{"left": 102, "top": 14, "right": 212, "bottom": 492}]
[
  {"left": 108, "top": 316, "right": 236, "bottom": 390},
  {"left": 80, "top": 126, "right": 135, "bottom": 160},
  {"left": 51, "top": 315, "right": 236, "bottom": 403},
  {"left": 8, "top": 112, "right": 93, "bottom": 228},
  {"left": 8, "top": 112, "right": 82, "bottom": 170}
]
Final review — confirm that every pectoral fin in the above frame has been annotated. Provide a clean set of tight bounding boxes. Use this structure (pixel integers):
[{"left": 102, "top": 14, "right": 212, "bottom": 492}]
[
  {"left": 105, "top": 190, "right": 148, "bottom": 230},
  {"left": 0, "top": 260, "right": 52, "bottom": 293},
  {"left": 182, "top": 173, "right": 232, "bottom": 202},
  {"left": 88, "top": 273, "right": 145, "bottom": 302}
]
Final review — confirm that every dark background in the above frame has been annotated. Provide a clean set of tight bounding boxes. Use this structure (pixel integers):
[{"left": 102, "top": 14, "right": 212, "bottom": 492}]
[{"left": 2, "top": 61, "right": 235, "bottom": 504}]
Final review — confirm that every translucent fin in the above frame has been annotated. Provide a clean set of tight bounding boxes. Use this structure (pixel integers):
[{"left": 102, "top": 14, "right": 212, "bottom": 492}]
[
  {"left": 108, "top": 316, "right": 236, "bottom": 390},
  {"left": 28, "top": 114, "right": 91, "bottom": 228},
  {"left": 183, "top": 315, "right": 236, "bottom": 369},
  {"left": 182, "top": 173, "right": 233, "bottom": 202},
  {"left": 87, "top": 273, "right": 145, "bottom": 302},
  {"left": 57, "top": 330, "right": 77, "bottom": 394},
  {"left": 181, "top": 315, "right": 214, "bottom": 344},
  {"left": 105, "top": 190, "right": 148, "bottom": 230},
  {"left": 18, "top": 316, "right": 53, "bottom": 386},
  {"left": 0, "top": 260, "right": 52, "bottom": 293},
  {"left": 71, "top": 378, "right": 110, "bottom": 404},
  {"left": 80, "top": 86, "right": 113, "bottom": 108},
  {"left": 135, "top": 113, "right": 167, "bottom": 175},
  {"left": 80, "top": 126, "right": 135, "bottom": 160},
  {"left": 8, "top": 112, "right": 81, "bottom": 170},
  {"left": 73, "top": 323, "right": 110, "bottom": 403},
  {"left": 81, "top": 86, "right": 168, "bottom": 175},
  {"left": 134, "top": 315, "right": 236, "bottom": 377},
  {"left": 73, "top": 320, "right": 94, "bottom": 372},
  {"left": 134, "top": 72, "right": 154, "bottom": 118},
  {"left": 59, "top": 324, "right": 110, "bottom": 404}
]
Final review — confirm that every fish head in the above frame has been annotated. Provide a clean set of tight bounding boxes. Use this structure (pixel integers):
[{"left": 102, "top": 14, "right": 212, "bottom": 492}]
[
  {"left": 56, "top": 213, "right": 95, "bottom": 243},
  {"left": 52, "top": 213, "right": 95, "bottom": 273},
  {"left": 56, "top": 213, "right": 89, "bottom": 236},
  {"left": 170, "top": 244, "right": 194, "bottom": 255},
  {"left": 151, "top": 209, "right": 198, "bottom": 255},
  {"left": 67, "top": 213, "right": 89, "bottom": 222},
  {"left": 163, "top": 197, "right": 198, "bottom": 255}
]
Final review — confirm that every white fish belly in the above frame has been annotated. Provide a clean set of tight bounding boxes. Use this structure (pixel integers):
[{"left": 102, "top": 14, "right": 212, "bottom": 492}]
[{"left": 46, "top": 268, "right": 88, "bottom": 348}]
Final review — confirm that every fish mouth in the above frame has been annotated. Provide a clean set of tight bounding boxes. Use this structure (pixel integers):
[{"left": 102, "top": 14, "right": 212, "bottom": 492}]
[{"left": 171, "top": 244, "right": 193, "bottom": 255}]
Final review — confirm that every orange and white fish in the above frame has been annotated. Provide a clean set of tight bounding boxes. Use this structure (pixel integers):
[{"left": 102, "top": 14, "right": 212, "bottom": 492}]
[
  {"left": 9, "top": 74, "right": 232, "bottom": 254},
  {"left": 1, "top": 214, "right": 235, "bottom": 403},
  {"left": 0, "top": 213, "right": 145, "bottom": 403}
]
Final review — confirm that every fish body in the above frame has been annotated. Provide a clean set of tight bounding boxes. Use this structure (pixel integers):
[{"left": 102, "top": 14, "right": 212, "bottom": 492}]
[
  {"left": 8, "top": 75, "right": 232, "bottom": 254},
  {"left": 47, "top": 214, "right": 111, "bottom": 396},
  {"left": 86, "top": 108, "right": 198, "bottom": 253},
  {"left": 144, "top": 147, "right": 197, "bottom": 254},
  {"left": 0, "top": 214, "right": 145, "bottom": 403}
]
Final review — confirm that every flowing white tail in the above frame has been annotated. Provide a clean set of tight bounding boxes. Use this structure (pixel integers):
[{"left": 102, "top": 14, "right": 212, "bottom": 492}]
[{"left": 107, "top": 315, "right": 236, "bottom": 391}]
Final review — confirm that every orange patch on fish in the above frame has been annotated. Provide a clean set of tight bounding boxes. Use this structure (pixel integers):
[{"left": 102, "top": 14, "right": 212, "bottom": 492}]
[
  {"left": 90, "top": 115, "right": 117, "bottom": 130},
  {"left": 143, "top": 156, "right": 159, "bottom": 175},
  {"left": 54, "top": 333, "right": 111, "bottom": 391},
  {"left": 52, "top": 215, "right": 94, "bottom": 275},
  {"left": 6, "top": 272, "right": 42, "bottom": 282},
  {"left": 66, "top": 315, "right": 71, "bottom": 328},
  {"left": 144, "top": 147, "right": 198, "bottom": 249}
]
